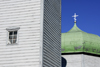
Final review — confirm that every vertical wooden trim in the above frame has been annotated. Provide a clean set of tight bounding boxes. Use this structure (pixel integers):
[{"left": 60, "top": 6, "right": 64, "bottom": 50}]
[{"left": 40, "top": 0, "right": 44, "bottom": 67}]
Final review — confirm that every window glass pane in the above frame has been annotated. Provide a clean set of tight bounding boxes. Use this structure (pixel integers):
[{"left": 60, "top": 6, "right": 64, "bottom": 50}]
[
  {"left": 9, "top": 39, "right": 13, "bottom": 44},
  {"left": 9, "top": 32, "right": 13, "bottom": 35},
  {"left": 9, "top": 36, "right": 13, "bottom": 39},
  {"left": 13, "top": 35, "right": 17, "bottom": 39},
  {"left": 13, "top": 40, "right": 16, "bottom": 43},
  {"left": 14, "top": 31, "right": 17, "bottom": 35}
]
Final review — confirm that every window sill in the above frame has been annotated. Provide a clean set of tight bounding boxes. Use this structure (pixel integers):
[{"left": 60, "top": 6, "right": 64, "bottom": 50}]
[{"left": 7, "top": 43, "right": 18, "bottom": 45}]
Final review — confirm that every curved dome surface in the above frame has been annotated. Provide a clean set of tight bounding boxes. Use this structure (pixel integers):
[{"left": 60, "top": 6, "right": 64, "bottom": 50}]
[{"left": 61, "top": 23, "right": 100, "bottom": 55}]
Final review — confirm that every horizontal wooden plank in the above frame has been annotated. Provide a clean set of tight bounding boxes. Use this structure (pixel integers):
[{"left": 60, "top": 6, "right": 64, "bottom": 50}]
[
  {"left": 0, "top": 38, "right": 40, "bottom": 41},
  {"left": 0, "top": 60, "right": 40, "bottom": 64},
  {"left": 0, "top": 21, "right": 40, "bottom": 25},
  {"left": 0, "top": 42, "right": 40, "bottom": 46},
  {"left": 0, "top": 16, "right": 40, "bottom": 20},
  {"left": 0, "top": 55, "right": 40, "bottom": 60},
  {"left": 0, "top": 3, "right": 40, "bottom": 8},
  {"left": 0, "top": 43, "right": 40, "bottom": 46},
  {"left": 0, "top": 1, "right": 40, "bottom": 7},
  {"left": 0, "top": 45, "right": 40, "bottom": 50},
  {"left": 0, "top": 15, "right": 40, "bottom": 19},
  {"left": 0, "top": 53, "right": 40, "bottom": 59},
  {"left": 0, "top": 19, "right": 40, "bottom": 23},
  {"left": 0, "top": 11, "right": 40, "bottom": 16},
  {"left": 0, "top": 7, "right": 41, "bottom": 12},
  {"left": 0, "top": 25, "right": 40, "bottom": 28},
  {"left": 0, "top": 62, "right": 39, "bottom": 67},
  {"left": 0, "top": 52, "right": 40, "bottom": 57},
  {"left": 0, "top": 0, "right": 40, "bottom": 4}
]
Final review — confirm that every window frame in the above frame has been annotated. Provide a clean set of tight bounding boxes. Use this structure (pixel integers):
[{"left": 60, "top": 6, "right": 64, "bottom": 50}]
[
  {"left": 6, "top": 27, "right": 20, "bottom": 45},
  {"left": 9, "top": 31, "right": 17, "bottom": 44}
]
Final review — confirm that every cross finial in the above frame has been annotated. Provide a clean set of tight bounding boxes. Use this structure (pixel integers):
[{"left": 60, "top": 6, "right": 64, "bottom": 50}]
[{"left": 72, "top": 13, "right": 78, "bottom": 22}]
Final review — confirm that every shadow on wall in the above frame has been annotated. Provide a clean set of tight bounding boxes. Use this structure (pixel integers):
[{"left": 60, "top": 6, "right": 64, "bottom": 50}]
[{"left": 61, "top": 57, "right": 67, "bottom": 67}]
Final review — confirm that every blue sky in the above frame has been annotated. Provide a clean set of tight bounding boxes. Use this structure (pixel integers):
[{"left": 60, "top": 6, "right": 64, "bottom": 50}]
[{"left": 61, "top": 0, "right": 100, "bottom": 36}]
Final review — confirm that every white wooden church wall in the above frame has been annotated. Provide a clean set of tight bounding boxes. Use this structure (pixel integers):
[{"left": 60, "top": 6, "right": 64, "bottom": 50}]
[
  {"left": 83, "top": 55, "right": 100, "bottom": 67},
  {"left": 62, "top": 54, "right": 82, "bottom": 67},
  {"left": 0, "top": 0, "right": 42, "bottom": 67},
  {"left": 62, "top": 54, "right": 100, "bottom": 67}
]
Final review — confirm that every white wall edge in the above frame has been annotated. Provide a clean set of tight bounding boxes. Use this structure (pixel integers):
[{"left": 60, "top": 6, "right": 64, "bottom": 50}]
[{"left": 40, "top": 0, "right": 44, "bottom": 67}]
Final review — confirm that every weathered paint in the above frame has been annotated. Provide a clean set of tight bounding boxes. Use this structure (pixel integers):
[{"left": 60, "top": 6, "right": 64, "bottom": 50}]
[{"left": 61, "top": 23, "right": 100, "bottom": 55}]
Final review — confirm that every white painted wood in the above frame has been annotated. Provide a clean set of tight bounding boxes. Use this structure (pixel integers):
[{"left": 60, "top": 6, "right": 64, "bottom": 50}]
[
  {"left": 83, "top": 55, "right": 100, "bottom": 67},
  {"left": 0, "top": 0, "right": 61, "bottom": 67},
  {"left": 0, "top": 0, "right": 41, "bottom": 67},
  {"left": 62, "top": 54, "right": 82, "bottom": 67},
  {"left": 62, "top": 54, "right": 100, "bottom": 67}
]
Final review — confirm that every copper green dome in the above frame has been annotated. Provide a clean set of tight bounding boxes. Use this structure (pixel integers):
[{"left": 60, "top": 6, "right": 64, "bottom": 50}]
[{"left": 61, "top": 22, "right": 100, "bottom": 55}]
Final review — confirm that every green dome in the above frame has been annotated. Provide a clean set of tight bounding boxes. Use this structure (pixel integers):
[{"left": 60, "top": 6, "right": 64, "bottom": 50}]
[{"left": 61, "top": 23, "right": 100, "bottom": 55}]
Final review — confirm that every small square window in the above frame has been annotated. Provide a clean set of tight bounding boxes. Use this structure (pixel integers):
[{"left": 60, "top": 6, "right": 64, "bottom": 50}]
[{"left": 6, "top": 27, "right": 20, "bottom": 45}]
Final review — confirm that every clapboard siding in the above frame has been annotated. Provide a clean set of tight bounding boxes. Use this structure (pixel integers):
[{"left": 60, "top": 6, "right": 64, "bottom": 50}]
[
  {"left": 43, "top": 0, "right": 61, "bottom": 67},
  {"left": 0, "top": 0, "right": 41, "bottom": 67}
]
